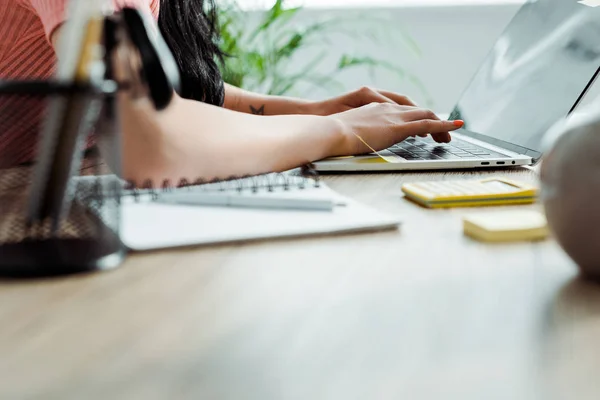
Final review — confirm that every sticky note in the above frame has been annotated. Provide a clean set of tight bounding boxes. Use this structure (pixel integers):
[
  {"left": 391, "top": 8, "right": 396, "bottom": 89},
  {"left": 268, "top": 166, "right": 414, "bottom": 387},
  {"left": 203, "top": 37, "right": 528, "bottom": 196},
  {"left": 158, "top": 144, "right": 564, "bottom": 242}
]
[
  {"left": 463, "top": 210, "right": 549, "bottom": 243},
  {"left": 352, "top": 133, "right": 395, "bottom": 163},
  {"left": 356, "top": 156, "right": 395, "bottom": 164}
]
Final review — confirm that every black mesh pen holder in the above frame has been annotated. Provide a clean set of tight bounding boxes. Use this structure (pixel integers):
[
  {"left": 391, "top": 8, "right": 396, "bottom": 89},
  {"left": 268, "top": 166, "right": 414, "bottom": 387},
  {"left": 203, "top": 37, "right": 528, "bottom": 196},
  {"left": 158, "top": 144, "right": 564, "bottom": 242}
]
[{"left": 0, "top": 80, "right": 126, "bottom": 278}]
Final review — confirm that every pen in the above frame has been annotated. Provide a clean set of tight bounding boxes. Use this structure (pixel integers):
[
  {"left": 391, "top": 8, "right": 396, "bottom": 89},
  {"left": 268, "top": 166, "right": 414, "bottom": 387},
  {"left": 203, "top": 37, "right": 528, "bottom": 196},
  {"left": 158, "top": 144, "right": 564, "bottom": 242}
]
[{"left": 157, "top": 191, "right": 342, "bottom": 211}]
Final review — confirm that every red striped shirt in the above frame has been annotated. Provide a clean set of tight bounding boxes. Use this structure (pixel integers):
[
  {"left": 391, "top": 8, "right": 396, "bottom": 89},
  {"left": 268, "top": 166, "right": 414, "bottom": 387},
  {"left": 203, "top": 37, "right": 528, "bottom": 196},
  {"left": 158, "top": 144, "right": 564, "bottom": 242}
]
[{"left": 0, "top": 0, "right": 159, "bottom": 166}]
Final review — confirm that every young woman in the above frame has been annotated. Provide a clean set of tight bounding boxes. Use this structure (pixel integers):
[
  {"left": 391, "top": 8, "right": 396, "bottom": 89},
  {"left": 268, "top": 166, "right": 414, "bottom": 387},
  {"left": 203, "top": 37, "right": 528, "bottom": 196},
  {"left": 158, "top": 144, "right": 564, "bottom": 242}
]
[{"left": 0, "top": 0, "right": 463, "bottom": 183}]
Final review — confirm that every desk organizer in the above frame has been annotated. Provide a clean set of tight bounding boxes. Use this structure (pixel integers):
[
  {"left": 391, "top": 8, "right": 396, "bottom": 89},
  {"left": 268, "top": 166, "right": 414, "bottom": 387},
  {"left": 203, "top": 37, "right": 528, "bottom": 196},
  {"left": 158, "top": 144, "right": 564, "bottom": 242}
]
[{"left": 0, "top": 80, "right": 126, "bottom": 278}]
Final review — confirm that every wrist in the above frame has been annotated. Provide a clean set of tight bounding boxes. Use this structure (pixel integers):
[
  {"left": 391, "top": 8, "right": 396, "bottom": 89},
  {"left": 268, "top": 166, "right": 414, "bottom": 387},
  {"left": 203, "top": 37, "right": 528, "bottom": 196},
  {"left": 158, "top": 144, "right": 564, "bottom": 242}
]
[
  {"left": 229, "top": 88, "right": 244, "bottom": 113},
  {"left": 296, "top": 99, "right": 322, "bottom": 115},
  {"left": 319, "top": 116, "right": 349, "bottom": 158}
]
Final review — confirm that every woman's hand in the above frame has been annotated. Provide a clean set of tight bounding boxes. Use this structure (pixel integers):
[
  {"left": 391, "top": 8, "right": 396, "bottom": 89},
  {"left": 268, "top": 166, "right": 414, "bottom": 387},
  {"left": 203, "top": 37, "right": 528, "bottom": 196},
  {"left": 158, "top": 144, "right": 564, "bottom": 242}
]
[
  {"left": 326, "top": 102, "right": 464, "bottom": 157},
  {"left": 303, "top": 86, "right": 457, "bottom": 144},
  {"left": 305, "top": 86, "right": 420, "bottom": 116}
]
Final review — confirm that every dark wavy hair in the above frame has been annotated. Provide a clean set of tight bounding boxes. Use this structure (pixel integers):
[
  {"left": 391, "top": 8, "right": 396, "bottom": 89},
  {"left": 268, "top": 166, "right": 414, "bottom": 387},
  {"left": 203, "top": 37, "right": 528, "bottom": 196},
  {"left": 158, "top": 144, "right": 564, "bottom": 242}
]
[{"left": 158, "top": 0, "right": 226, "bottom": 106}]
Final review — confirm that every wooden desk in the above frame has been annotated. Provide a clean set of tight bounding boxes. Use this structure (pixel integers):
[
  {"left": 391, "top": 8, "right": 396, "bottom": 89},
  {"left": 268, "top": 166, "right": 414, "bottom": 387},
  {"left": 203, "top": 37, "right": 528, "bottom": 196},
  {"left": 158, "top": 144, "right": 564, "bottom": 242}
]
[{"left": 1, "top": 167, "right": 598, "bottom": 400}]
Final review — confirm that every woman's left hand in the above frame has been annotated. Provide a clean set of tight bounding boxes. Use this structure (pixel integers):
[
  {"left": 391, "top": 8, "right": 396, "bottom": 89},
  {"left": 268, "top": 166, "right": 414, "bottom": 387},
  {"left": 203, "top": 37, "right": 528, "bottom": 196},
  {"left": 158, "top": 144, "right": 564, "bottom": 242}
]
[{"left": 304, "top": 86, "right": 419, "bottom": 116}]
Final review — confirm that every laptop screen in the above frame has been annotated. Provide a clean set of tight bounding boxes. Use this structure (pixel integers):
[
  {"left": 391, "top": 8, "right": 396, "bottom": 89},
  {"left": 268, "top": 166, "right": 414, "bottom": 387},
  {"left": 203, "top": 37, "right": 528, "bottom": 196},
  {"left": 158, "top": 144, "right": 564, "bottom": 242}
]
[{"left": 448, "top": 0, "right": 600, "bottom": 159}]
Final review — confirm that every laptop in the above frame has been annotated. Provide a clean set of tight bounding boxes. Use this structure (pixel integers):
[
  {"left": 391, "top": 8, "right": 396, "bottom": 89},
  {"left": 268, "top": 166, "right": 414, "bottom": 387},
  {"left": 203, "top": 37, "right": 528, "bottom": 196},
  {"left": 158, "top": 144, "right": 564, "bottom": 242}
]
[{"left": 314, "top": 0, "right": 600, "bottom": 172}]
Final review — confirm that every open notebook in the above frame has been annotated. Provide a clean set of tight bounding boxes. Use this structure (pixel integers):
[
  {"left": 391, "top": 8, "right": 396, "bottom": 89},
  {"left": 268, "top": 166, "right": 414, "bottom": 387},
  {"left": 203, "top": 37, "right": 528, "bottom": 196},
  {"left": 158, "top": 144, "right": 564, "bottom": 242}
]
[{"left": 116, "top": 173, "right": 401, "bottom": 251}]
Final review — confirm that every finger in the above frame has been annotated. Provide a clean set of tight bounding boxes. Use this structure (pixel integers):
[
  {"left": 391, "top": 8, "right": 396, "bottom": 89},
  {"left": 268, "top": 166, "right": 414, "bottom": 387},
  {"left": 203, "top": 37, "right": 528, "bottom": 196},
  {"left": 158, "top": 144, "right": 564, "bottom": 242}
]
[
  {"left": 427, "top": 130, "right": 451, "bottom": 144},
  {"left": 400, "top": 109, "right": 452, "bottom": 143},
  {"left": 401, "top": 105, "right": 443, "bottom": 121},
  {"left": 400, "top": 108, "right": 439, "bottom": 122},
  {"left": 432, "top": 132, "right": 452, "bottom": 144},
  {"left": 395, "top": 120, "right": 462, "bottom": 141},
  {"left": 376, "top": 89, "right": 418, "bottom": 107},
  {"left": 385, "top": 95, "right": 447, "bottom": 127},
  {"left": 348, "top": 86, "right": 396, "bottom": 108},
  {"left": 431, "top": 118, "right": 463, "bottom": 143}
]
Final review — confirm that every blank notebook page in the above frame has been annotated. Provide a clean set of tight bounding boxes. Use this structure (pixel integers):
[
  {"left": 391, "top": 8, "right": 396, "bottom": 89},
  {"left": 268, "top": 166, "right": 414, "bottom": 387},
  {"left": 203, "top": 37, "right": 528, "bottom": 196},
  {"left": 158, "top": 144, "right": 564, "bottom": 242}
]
[{"left": 121, "top": 184, "right": 401, "bottom": 251}]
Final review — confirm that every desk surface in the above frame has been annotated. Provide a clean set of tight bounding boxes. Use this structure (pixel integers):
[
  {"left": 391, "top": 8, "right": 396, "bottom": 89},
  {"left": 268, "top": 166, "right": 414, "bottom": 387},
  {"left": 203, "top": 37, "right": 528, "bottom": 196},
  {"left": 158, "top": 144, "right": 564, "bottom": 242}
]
[{"left": 1, "top": 167, "right": 597, "bottom": 400}]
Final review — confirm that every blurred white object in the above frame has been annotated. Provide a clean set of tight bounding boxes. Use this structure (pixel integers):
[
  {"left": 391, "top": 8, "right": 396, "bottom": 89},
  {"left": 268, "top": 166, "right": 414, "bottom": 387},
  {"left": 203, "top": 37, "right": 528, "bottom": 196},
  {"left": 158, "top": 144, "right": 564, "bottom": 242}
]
[{"left": 540, "top": 97, "right": 600, "bottom": 277}]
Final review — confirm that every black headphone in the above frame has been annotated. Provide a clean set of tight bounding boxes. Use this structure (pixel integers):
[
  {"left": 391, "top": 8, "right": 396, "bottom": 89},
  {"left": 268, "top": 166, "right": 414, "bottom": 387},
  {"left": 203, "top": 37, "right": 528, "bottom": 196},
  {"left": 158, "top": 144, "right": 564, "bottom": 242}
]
[{"left": 106, "top": 7, "right": 181, "bottom": 110}]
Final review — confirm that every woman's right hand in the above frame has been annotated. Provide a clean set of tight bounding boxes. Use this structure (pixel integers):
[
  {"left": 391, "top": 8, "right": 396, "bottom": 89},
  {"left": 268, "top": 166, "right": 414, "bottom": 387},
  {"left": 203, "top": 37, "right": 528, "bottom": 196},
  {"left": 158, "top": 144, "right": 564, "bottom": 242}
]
[{"left": 327, "top": 102, "right": 464, "bottom": 157}]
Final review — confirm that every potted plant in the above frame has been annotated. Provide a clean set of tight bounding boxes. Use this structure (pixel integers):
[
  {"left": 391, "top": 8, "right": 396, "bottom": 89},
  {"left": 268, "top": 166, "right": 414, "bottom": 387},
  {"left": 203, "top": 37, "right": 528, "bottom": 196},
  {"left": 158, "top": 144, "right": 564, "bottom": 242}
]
[{"left": 217, "top": 0, "right": 431, "bottom": 105}]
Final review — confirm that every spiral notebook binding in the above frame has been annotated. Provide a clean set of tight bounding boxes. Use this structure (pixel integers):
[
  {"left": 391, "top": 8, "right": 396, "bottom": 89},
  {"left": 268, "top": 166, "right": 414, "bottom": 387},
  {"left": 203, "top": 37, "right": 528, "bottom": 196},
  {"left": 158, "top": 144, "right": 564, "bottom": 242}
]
[{"left": 119, "top": 164, "right": 321, "bottom": 203}]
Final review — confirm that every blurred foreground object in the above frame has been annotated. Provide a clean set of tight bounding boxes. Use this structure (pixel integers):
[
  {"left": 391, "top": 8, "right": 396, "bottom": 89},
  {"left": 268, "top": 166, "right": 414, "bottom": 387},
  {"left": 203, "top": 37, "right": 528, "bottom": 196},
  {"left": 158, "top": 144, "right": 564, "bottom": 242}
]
[
  {"left": 463, "top": 210, "right": 548, "bottom": 243},
  {"left": 541, "top": 103, "right": 600, "bottom": 278}
]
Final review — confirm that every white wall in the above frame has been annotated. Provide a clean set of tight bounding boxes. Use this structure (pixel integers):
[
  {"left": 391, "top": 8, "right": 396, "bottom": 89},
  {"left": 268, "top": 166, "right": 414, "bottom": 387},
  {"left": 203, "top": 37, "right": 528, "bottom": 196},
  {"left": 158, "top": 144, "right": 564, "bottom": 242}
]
[
  {"left": 240, "top": 1, "right": 600, "bottom": 115},
  {"left": 276, "top": 4, "right": 522, "bottom": 113}
]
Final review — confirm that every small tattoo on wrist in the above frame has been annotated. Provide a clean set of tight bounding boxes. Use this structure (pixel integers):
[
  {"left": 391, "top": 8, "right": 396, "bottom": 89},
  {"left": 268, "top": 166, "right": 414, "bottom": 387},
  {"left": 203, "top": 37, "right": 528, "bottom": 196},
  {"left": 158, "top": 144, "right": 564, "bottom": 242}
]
[{"left": 250, "top": 105, "right": 265, "bottom": 115}]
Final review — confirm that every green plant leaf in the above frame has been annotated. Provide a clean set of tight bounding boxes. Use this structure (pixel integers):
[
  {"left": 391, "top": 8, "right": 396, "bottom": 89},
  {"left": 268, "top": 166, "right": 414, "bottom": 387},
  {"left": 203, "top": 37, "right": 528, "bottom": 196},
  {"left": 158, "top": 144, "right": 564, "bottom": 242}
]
[
  {"left": 216, "top": 0, "right": 429, "bottom": 101},
  {"left": 248, "top": 1, "right": 302, "bottom": 44}
]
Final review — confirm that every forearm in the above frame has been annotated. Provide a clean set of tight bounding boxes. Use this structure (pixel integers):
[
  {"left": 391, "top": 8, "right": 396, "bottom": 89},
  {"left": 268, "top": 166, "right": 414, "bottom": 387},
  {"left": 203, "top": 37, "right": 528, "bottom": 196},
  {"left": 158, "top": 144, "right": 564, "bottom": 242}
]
[
  {"left": 120, "top": 93, "right": 343, "bottom": 183},
  {"left": 50, "top": 27, "right": 337, "bottom": 183},
  {"left": 223, "top": 83, "right": 312, "bottom": 116}
]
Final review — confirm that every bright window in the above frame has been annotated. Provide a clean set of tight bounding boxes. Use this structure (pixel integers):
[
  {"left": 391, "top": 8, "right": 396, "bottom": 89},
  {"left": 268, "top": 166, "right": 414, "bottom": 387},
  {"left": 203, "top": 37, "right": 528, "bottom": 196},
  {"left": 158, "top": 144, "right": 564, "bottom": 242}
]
[{"left": 232, "top": 0, "right": 527, "bottom": 10}]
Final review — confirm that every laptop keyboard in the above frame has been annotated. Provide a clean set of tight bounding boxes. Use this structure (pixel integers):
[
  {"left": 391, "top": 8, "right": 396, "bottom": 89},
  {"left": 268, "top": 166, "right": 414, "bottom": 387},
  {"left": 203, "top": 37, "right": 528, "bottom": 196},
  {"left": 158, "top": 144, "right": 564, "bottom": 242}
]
[{"left": 387, "top": 137, "right": 509, "bottom": 161}]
